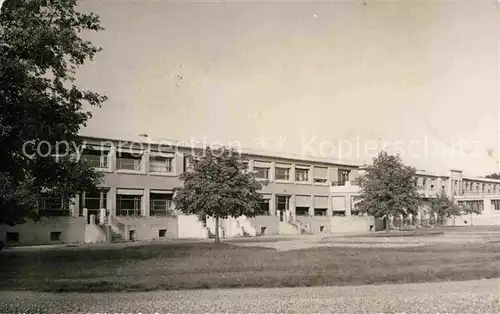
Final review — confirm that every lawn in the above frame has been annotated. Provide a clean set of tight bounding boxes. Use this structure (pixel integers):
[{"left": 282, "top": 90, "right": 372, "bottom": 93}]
[{"left": 1, "top": 241, "right": 500, "bottom": 292}]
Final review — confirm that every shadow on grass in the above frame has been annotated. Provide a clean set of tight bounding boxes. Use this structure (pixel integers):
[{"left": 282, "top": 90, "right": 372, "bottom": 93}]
[{"left": 1, "top": 242, "right": 500, "bottom": 292}]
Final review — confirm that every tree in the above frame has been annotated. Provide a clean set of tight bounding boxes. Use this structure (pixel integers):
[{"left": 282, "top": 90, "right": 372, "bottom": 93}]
[
  {"left": 0, "top": 0, "right": 106, "bottom": 225},
  {"left": 485, "top": 173, "right": 500, "bottom": 179},
  {"left": 173, "top": 147, "right": 266, "bottom": 243},
  {"left": 356, "top": 151, "right": 420, "bottom": 230},
  {"left": 460, "top": 203, "right": 484, "bottom": 226},
  {"left": 429, "top": 194, "right": 461, "bottom": 226}
]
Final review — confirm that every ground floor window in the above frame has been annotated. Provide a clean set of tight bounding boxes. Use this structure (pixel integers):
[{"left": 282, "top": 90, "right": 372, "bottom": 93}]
[
  {"left": 458, "top": 200, "right": 484, "bottom": 212},
  {"left": 81, "top": 190, "right": 108, "bottom": 210},
  {"left": 492, "top": 200, "right": 500, "bottom": 211},
  {"left": 117, "top": 195, "right": 142, "bottom": 216},
  {"left": 6, "top": 232, "right": 19, "bottom": 243},
  {"left": 276, "top": 196, "right": 289, "bottom": 211},
  {"left": 314, "top": 208, "right": 328, "bottom": 216},
  {"left": 38, "top": 196, "right": 70, "bottom": 216},
  {"left": 332, "top": 210, "right": 346, "bottom": 216},
  {"left": 295, "top": 207, "right": 309, "bottom": 216},
  {"left": 258, "top": 198, "right": 270, "bottom": 215},
  {"left": 150, "top": 193, "right": 174, "bottom": 216}
]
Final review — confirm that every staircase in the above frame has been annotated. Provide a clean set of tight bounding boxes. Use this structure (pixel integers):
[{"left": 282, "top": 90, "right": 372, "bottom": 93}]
[
  {"left": 279, "top": 221, "right": 301, "bottom": 235},
  {"left": 110, "top": 229, "right": 126, "bottom": 243}
]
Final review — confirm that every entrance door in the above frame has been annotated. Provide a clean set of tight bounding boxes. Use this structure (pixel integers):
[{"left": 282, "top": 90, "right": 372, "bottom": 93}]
[{"left": 276, "top": 196, "right": 289, "bottom": 222}]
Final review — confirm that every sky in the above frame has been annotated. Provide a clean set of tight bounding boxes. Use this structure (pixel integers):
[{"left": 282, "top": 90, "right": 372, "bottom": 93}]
[{"left": 77, "top": 0, "right": 499, "bottom": 176}]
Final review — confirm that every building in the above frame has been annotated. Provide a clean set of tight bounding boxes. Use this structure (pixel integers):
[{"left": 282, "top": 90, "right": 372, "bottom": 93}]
[{"left": 1, "top": 135, "right": 500, "bottom": 246}]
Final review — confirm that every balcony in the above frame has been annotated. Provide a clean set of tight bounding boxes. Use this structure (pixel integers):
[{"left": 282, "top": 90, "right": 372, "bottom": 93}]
[{"left": 330, "top": 181, "right": 360, "bottom": 194}]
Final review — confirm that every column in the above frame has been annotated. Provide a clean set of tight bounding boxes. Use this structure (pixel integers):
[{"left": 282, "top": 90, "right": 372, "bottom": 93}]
[
  {"left": 248, "top": 159, "right": 254, "bottom": 173},
  {"left": 308, "top": 195, "right": 314, "bottom": 216},
  {"left": 345, "top": 196, "right": 352, "bottom": 216},
  {"left": 109, "top": 145, "right": 116, "bottom": 172},
  {"left": 71, "top": 195, "right": 80, "bottom": 217},
  {"left": 143, "top": 188, "right": 150, "bottom": 216},
  {"left": 289, "top": 194, "right": 295, "bottom": 222},
  {"left": 109, "top": 187, "right": 116, "bottom": 217},
  {"left": 290, "top": 164, "right": 296, "bottom": 183},
  {"left": 327, "top": 196, "right": 333, "bottom": 217},
  {"left": 270, "top": 194, "right": 276, "bottom": 216},
  {"left": 270, "top": 161, "right": 276, "bottom": 182}
]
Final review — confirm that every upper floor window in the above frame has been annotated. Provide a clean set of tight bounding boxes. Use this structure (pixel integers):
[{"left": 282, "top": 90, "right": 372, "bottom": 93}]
[
  {"left": 82, "top": 147, "right": 109, "bottom": 169},
  {"left": 149, "top": 155, "right": 173, "bottom": 173},
  {"left": 295, "top": 168, "right": 309, "bottom": 182},
  {"left": 338, "top": 169, "right": 350, "bottom": 186},
  {"left": 314, "top": 167, "right": 328, "bottom": 184},
  {"left": 275, "top": 167, "right": 290, "bottom": 181},
  {"left": 254, "top": 167, "right": 269, "bottom": 179},
  {"left": 117, "top": 151, "right": 142, "bottom": 171}
]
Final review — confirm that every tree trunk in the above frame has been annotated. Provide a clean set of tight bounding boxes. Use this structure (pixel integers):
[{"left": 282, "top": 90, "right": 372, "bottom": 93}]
[
  {"left": 215, "top": 216, "right": 220, "bottom": 243},
  {"left": 385, "top": 216, "right": 390, "bottom": 232}
]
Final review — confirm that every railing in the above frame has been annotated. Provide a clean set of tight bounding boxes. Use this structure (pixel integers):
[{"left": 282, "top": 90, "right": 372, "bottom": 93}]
[{"left": 109, "top": 215, "right": 127, "bottom": 240}]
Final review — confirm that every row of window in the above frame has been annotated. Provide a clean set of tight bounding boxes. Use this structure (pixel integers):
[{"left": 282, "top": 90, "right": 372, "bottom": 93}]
[
  {"left": 83, "top": 148, "right": 354, "bottom": 185},
  {"left": 83, "top": 149, "right": 174, "bottom": 173},
  {"left": 456, "top": 200, "right": 500, "bottom": 211},
  {"left": 253, "top": 166, "right": 350, "bottom": 185}
]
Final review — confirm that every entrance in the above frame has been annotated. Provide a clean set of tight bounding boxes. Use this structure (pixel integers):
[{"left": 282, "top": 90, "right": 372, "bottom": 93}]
[{"left": 276, "top": 195, "right": 289, "bottom": 222}]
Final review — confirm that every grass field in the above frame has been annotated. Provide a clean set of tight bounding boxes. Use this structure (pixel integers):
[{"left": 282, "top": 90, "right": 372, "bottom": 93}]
[{"left": 1, "top": 240, "right": 500, "bottom": 292}]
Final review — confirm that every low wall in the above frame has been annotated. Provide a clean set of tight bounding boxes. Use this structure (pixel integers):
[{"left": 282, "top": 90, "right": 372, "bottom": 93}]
[
  {"left": 0, "top": 217, "right": 86, "bottom": 246},
  {"left": 296, "top": 216, "right": 332, "bottom": 233},
  {"left": 249, "top": 216, "right": 280, "bottom": 235},
  {"left": 116, "top": 216, "right": 178, "bottom": 240},
  {"left": 177, "top": 215, "right": 208, "bottom": 239},
  {"left": 84, "top": 223, "right": 107, "bottom": 243},
  {"left": 330, "top": 216, "right": 375, "bottom": 233}
]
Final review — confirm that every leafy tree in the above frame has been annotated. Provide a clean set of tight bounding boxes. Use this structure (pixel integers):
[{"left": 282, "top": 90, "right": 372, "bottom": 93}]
[
  {"left": 173, "top": 147, "right": 266, "bottom": 243},
  {"left": 460, "top": 203, "right": 484, "bottom": 226},
  {"left": 356, "top": 151, "right": 420, "bottom": 230},
  {"left": 0, "top": 0, "right": 106, "bottom": 224},
  {"left": 485, "top": 173, "right": 500, "bottom": 180},
  {"left": 429, "top": 194, "right": 461, "bottom": 226}
]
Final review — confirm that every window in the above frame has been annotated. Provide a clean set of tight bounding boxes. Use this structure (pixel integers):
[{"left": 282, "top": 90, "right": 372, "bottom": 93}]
[
  {"left": 149, "top": 155, "right": 173, "bottom": 173},
  {"left": 82, "top": 148, "right": 109, "bottom": 169},
  {"left": 82, "top": 190, "right": 108, "bottom": 210},
  {"left": 295, "top": 168, "right": 309, "bottom": 182},
  {"left": 332, "top": 210, "right": 346, "bottom": 216},
  {"left": 150, "top": 193, "right": 174, "bottom": 216},
  {"left": 117, "top": 195, "right": 142, "bottom": 216},
  {"left": 116, "top": 151, "right": 142, "bottom": 171},
  {"left": 314, "top": 167, "right": 328, "bottom": 183},
  {"left": 295, "top": 207, "right": 309, "bottom": 216},
  {"left": 50, "top": 232, "right": 62, "bottom": 241},
  {"left": 492, "top": 200, "right": 500, "bottom": 211},
  {"left": 338, "top": 169, "right": 350, "bottom": 186},
  {"left": 276, "top": 196, "right": 289, "bottom": 211},
  {"left": 458, "top": 200, "right": 484, "bottom": 212},
  {"left": 314, "top": 208, "right": 327, "bottom": 216},
  {"left": 254, "top": 167, "right": 269, "bottom": 179},
  {"left": 275, "top": 167, "right": 290, "bottom": 181},
  {"left": 38, "top": 196, "right": 69, "bottom": 216},
  {"left": 258, "top": 198, "right": 270, "bottom": 215},
  {"left": 6, "top": 232, "right": 19, "bottom": 243},
  {"left": 159, "top": 229, "right": 167, "bottom": 237}
]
